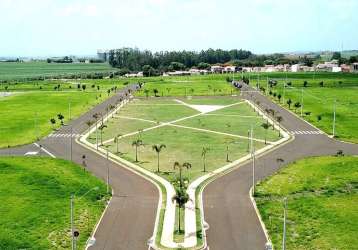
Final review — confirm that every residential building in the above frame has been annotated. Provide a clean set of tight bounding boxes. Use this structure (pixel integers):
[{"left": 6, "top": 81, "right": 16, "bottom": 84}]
[
  {"left": 353, "top": 63, "right": 358, "bottom": 72},
  {"left": 211, "top": 65, "right": 224, "bottom": 73}
]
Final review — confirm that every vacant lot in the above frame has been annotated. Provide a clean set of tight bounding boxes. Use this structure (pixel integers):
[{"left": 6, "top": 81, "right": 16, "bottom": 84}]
[
  {"left": 255, "top": 156, "right": 358, "bottom": 250},
  {"left": 258, "top": 76, "right": 358, "bottom": 143},
  {"left": 0, "top": 157, "right": 109, "bottom": 250},
  {"left": 0, "top": 91, "right": 110, "bottom": 148},
  {"left": 89, "top": 97, "right": 280, "bottom": 183}
]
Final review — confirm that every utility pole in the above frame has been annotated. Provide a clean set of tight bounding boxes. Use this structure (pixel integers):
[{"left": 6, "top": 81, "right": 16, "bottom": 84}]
[
  {"left": 332, "top": 99, "right": 336, "bottom": 137},
  {"left": 68, "top": 99, "right": 71, "bottom": 121},
  {"left": 250, "top": 126, "right": 255, "bottom": 196},
  {"left": 96, "top": 121, "right": 98, "bottom": 151},
  {"left": 35, "top": 112, "right": 39, "bottom": 141},
  {"left": 70, "top": 126, "right": 73, "bottom": 161},
  {"left": 300, "top": 88, "right": 303, "bottom": 117},
  {"left": 283, "top": 82, "right": 286, "bottom": 105},
  {"left": 282, "top": 198, "right": 287, "bottom": 250},
  {"left": 106, "top": 148, "right": 110, "bottom": 193},
  {"left": 70, "top": 194, "right": 74, "bottom": 250}
]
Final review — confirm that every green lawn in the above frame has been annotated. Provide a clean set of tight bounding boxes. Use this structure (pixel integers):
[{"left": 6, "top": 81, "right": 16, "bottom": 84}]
[
  {"left": 264, "top": 83, "right": 358, "bottom": 143},
  {"left": 91, "top": 96, "right": 280, "bottom": 184},
  {"left": 0, "top": 62, "right": 113, "bottom": 81},
  {"left": 135, "top": 75, "right": 238, "bottom": 97},
  {"left": 0, "top": 91, "right": 112, "bottom": 148},
  {"left": 255, "top": 156, "right": 358, "bottom": 250},
  {"left": 0, "top": 157, "right": 109, "bottom": 250}
]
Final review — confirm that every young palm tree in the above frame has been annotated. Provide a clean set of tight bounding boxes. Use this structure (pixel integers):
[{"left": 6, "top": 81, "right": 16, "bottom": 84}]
[
  {"left": 276, "top": 116, "right": 283, "bottom": 136},
  {"left": 85, "top": 120, "right": 94, "bottom": 133},
  {"left": 172, "top": 188, "right": 189, "bottom": 233},
  {"left": 201, "top": 147, "right": 210, "bottom": 172},
  {"left": 57, "top": 113, "right": 64, "bottom": 125},
  {"left": 98, "top": 124, "right": 107, "bottom": 145},
  {"left": 114, "top": 134, "right": 122, "bottom": 153},
  {"left": 132, "top": 139, "right": 144, "bottom": 162},
  {"left": 152, "top": 144, "right": 166, "bottom": 172},
  {"left": 173, "top": 162, "right": 192, "bottom": 190},
  {"left": 50, "top": 118, "right": 56, "bottom": 130},
  {"left": 261, "top": 123, "right": 270, "bottom": 144}
]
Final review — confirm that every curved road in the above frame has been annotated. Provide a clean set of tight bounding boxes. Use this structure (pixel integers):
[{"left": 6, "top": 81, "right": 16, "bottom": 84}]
[
  {"left": 1, "top": 85, "right": 158, "bottom": 250},
  {"left": 203, "top": 87, "right": 358, "bottom": 250}
]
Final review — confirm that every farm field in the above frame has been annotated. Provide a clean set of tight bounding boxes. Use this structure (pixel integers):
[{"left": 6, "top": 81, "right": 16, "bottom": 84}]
[
  {"left": 255, "top": 156, "right": 358, "bottom": 250},
  {"left": 0, "top": 90, "right": 115, "bottom": 148},
  {"left": 89, "top": 96, "right": 281, "bottom": 183},
  {"left": 0, "top": 157, "right": 109, "bottom": 250},
  {"left": 0, "top": 62, "right": 113, "bottom": 81},
  {"left": 251, "top": 73, "right": 358, "bottom": 143}
]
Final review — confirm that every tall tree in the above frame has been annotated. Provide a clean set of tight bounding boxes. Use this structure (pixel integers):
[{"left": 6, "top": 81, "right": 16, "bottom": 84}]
[
  {"left": 152, "top": 144, "right": 166, "bottom": 172},
  {"left": 173, "top": 162, "right": 192, "bottom": 190},
  {"left": 201, "top": 147, "right": 210, "bottom": 172},
  {"left": 132, "top": 139, "right": 144, "bottom": 162}
]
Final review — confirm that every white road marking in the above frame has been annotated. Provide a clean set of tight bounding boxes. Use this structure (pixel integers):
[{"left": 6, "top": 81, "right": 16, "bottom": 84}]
[
  {"left": 33, "top": 143, "right": 56, "bottom": 158},
  {"left": 24, "top": 151, "right": 39, "bottom": 156}
]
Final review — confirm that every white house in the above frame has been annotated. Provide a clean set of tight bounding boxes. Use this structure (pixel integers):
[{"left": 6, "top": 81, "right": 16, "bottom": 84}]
[
  {"left": 211, "top": 65, "right": 224, "bottom": 73},
  {"left": 353, "top": 63, "right": 358, "bottom": 72},
  {"left": 223, "top": 66, "right": 237, "bottom": 73},
  {"left": 291, "top": 64, "right": 301, "bottom": 72}
]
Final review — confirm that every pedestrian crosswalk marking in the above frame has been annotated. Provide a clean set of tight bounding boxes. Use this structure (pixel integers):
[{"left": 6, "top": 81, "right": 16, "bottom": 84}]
[
  {"left": 290, "top": 130, "right": 323, "bottom": 135},
  {"left": 48, "top": 133, "right": 80, "bottom": 138}
]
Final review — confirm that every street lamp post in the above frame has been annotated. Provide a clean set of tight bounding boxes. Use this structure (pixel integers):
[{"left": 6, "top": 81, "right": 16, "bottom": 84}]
[
  {"left": 70, "top": 194, "right": 74, "bottom": 250},
  {"left": 332, "top": 99, "right": 336, "bottom": 137},
  {"left": 282, "top": 198, "right": 287, "bottom": 250},
  {"left": 70, "top": 187, "right": 99, "bottom": 250},
  {"left": 250, "top": 126, "right": 255, "bottom": 196},
  {"left": 300, "top": 88, "right": 303, "bottom": 117},
  {"left": 106, "top": 148, "right": 110, "bottom": 193},
  {"left": 70, "top": 126, "right": 73, "bottom": 161}
]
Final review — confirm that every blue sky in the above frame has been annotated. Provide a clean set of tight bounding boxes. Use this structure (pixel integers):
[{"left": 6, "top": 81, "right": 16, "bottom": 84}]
[{"left": 1, "top": 0, "right": 357, "bottom": 57}]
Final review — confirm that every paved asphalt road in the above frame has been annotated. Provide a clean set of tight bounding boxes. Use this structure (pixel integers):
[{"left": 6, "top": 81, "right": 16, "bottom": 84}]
[
  {"left": 2, "top": 83, "right": 358, "bottom": 250},
  {"left": 1, "top": 85, "right": 158, "bottom": 250},
  {"left": 203, "top": 86, "right": 358, "bottom": 250}
]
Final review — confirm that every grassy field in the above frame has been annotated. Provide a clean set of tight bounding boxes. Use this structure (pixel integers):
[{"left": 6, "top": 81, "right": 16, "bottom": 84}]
[
  {"left": 0, "top": 62, "right": 113, "bottom": 81},
  {"left": 255, "top": 156, "right": 358, "bottom": 250},
  {"left": 253, "top": 74, "right": 358, "bottom": 143},
  {"left": 0, "top": 157, "right": 109, "bottom": 250},
  {"left": 90, "top": 97, "right": 280, "bottom": 183},
  {"left": 0, "top": 90, "right": 114, "bottom": 148},
  {"left": 135, "top": 75, "right": 238, "bottom": 97}
]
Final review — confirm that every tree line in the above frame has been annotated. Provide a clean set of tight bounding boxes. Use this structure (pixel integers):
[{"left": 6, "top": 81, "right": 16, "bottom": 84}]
[{"left": 108, "top": 48, "right": 253, "bottom": 72}]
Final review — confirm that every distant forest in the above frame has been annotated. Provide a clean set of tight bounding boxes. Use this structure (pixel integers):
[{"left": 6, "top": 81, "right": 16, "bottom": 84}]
[{"left": 108, "top": 48, "right": 313, "bottom": 73}]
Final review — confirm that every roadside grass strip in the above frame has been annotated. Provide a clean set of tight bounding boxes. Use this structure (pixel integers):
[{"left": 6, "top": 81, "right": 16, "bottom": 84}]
[{"left": 81, "top": 96, "right": 290, "bottom": 249}]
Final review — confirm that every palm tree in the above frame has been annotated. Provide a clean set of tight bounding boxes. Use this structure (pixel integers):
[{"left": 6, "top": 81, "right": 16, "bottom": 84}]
[
  {"left": 286, "top": 99, "right": 292, "bottom": 109},
  {"left": 50, "top": 118, "right": 56, "bottom": 130},
  {"left": 114, "top": 134, "right": 122, "bottom": 153},
  {"left": 98, "top": 124, "right": 107, "bottom": 145},
  {"left": 261, "top": 123, "right": 270, "bottom": 144},
  {"left": 173, "top": 162, "right": 192, "bottom": 190},
  {"left": 85, "top": 120, "right": 94, "bottom": 133},
  {"left": 294, "top": 102, "right": 301, "bottom": 113},
  {"left": 201, "top": 147, "right": 210, "bottom": 172},
  {"left": 172, "top": 188, "right": 189, "bottom": 233},
  {"left": 144, "top": 89, "right": 150, "bottom": 98},
  {"left": 132, "top": 139, "right": 144, "bottom": 162},
  {"left": 276, "top": 116, "right": 283, "bottom": 136},
  {"left": 152, "top": 144, "right": 166, "bottom": 172},
  {"left": 57, "top": 113, "right": 64, "bottom": 125}
]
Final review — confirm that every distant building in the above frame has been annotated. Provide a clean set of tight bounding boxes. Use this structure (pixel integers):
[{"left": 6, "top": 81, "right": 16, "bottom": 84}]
[
  {"left": 97, "top": 49, "right": 109, "bottom": 62},
  {"left": 316, "top": 61, "right": 339, "bottom": 72},
  {"left": 340, "top": 64, "right": 351, "bottom": 73},
  {"left": 353, "top": 63, "right": 358, "bottom": 72},
  {"left": 211, "top": 65, "right": 224, "bottom": 73},
  {"left": 223, "top": 66, "right": 237, "bottom": 73},
  {"left": 291, "top": 64, "right": 301, "bottom": 72}
]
